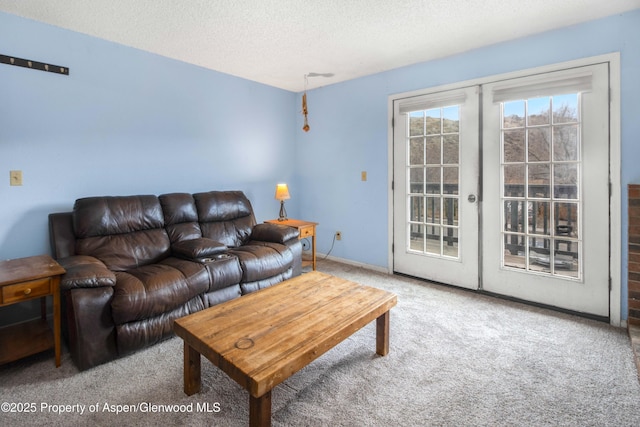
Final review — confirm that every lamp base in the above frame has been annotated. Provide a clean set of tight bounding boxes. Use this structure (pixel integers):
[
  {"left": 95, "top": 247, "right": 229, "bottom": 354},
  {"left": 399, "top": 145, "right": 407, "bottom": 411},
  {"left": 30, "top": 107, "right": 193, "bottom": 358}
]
[{"left": 278, "top": 201, "right": 288, "bottom": 221}]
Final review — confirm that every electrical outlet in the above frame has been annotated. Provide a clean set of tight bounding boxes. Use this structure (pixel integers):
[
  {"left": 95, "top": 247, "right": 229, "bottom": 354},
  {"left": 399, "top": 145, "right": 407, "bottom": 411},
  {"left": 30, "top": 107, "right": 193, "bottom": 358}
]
[{"left": 335, "top": 231, "right": 342, "bottom": 241}]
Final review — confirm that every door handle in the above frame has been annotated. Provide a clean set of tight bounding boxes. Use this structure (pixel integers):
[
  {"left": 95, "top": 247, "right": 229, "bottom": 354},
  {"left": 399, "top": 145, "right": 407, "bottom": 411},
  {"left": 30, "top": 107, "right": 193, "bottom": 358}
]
[{"left": 468, "top": 194, "right": 477, "bottom": 203}]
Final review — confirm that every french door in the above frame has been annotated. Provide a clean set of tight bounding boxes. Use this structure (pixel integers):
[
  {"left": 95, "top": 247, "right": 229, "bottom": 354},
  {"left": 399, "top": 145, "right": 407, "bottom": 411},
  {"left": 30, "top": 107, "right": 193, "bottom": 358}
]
[
  {"left": 482, "top": 64, "right": 610, "bottom": 316},
  {"left": 392, "top": 62, "right": 611, "bottom": 317},
  {"left": 392, "top": 86, "right": 480, "bottom": 290}
]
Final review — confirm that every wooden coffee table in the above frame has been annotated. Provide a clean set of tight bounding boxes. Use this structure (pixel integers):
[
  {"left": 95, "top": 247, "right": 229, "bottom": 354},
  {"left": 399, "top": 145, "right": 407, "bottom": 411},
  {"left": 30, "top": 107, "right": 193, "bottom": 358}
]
[{"left": 174, "top": 271, "right": 397, "bottom": 426}]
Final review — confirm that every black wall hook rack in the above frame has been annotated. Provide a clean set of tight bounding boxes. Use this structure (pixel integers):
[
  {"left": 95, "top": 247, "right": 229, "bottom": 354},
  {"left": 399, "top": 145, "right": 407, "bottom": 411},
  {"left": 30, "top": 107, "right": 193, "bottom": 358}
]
[{"left": 1, "top": 54, "right": 69, "bottom": 76}]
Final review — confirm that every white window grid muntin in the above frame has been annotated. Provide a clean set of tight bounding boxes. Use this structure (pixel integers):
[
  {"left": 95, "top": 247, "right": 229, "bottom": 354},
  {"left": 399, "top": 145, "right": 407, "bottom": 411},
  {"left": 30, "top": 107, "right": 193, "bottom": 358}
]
[
  {"left": 499, "top": 95, "right": 583, "bottom": 281},
  {"left": 405, "top": 107, "right": 461, "bottom": 259}
]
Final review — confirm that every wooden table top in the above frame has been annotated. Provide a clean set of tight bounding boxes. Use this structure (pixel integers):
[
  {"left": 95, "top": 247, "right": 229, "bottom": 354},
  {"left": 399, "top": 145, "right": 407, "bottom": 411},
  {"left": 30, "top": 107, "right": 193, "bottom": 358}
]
[
  {"left": 264, "top": 218, "right": 318, "bottom": 227},
  {"left": 174, "top": 271, "right": 397, "bottom": 397},
  {"left": 0, "top": 255, "right": 65, "bottom": 286}
]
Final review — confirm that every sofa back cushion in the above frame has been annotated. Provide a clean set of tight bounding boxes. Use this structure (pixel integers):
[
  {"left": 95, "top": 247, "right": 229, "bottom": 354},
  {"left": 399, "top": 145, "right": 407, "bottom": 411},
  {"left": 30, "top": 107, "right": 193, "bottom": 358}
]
[
  {"left": 194, "top": 191, "right": 256, "bottom": 248},
  {"left": 158, "top": 193, "right": 203, "bottom": 243},
  {"left": 73, "top": 195, "right": 170, "bottom": 271}
]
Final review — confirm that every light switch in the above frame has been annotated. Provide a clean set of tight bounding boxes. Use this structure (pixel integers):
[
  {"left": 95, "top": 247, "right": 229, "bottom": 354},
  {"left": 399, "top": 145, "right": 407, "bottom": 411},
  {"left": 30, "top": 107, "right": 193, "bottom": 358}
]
[
  {"left": 361, "top": 171, "right": 367, "bottom": 181},
  {"left": 10, "top": 170, "right": 23, "bottom": 186}
]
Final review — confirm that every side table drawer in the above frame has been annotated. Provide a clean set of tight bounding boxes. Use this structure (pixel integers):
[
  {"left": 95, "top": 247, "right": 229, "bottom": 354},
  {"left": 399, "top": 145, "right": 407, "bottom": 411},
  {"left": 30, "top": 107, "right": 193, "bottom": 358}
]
[
  {"left": 299, "top": 225, "right": 314, "bottom": 239},
  {"left": 2, "top": 277, "right": 52, "bottom": 305}
]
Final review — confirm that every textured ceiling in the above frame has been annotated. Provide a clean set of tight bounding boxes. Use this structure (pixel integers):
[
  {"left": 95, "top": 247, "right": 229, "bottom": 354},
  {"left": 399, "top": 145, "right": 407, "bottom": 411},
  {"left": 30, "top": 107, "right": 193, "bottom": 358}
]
[{"left": 1, "top": 1, "right": 638, "bottom": 92}]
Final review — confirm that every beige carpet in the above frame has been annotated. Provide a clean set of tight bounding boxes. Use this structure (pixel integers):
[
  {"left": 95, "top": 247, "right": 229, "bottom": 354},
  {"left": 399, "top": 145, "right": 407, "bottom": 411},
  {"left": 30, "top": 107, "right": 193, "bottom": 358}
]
[{"left": 1, "top": 259, "right": 639, "bottom": 426}]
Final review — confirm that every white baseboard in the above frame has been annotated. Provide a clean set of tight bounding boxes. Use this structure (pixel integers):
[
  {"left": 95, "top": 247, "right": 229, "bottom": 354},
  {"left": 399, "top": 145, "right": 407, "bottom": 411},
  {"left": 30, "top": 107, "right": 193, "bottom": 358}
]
[{"left": 315, "top": 253, "right": 390, "bottom": 275}]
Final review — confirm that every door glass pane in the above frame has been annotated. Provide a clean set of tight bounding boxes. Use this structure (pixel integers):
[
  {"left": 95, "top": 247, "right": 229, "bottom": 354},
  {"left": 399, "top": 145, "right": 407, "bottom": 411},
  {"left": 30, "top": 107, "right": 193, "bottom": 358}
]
[
  {"left": 426, "top": 197, "right": 441, "bottom": 224},
  {"left": 443, "top": 197, "right": 459, "bottom": 225},
  {"left": 504, "top": 233, "right": 526, "bottom": 270},
  {"left": 529, "top": 237, "right": 552, "bottom": 274},
  {"left": 528, "top": 164, "right": 550, "bottom": 198},
  {"left": 554, "top": 240, "right": 579, "bottom": 279},
  {"left": 504, "top": 200, "right": 525, "bottom": 233},
  {"left": 404, "top": 105, "right": 461, "bottom": 259},
  {"left": 409, "top": 138, "right": 424, "bottom": 165},
  {"left": 443, "top": 227, "right": 458, "bottom": 258},
  {"left": 504, "top": 101, "right": 525, "bottom": 128},
  {"left": 553, "top": 94, "right": 578, "bottom": 124},
  {"left": 555, "top": 202, "right": 578, "bottom": 238},
  {"left": 527, "top": 97, "right": 550, "bottom": 125},
  {"left": 410, "top": 111, "right": 424, "bottom": 136},
  {"left": 426, "top": 109, "right": 440, "bottom": 134},
  {"left": 409, "top": 167, "right": 424, "bottom": 194},
  {"left": 528, "top": 128, "right": 550, "bottom": 162},
  {"left": 426, "top": 167, "right": 440, "bottom": 194},
  {"left": 409, "top": 196, "right": 424, "bottom": 222},
  {"left": 553, "top": 125, "right": 579, "bottom": 161},
  {"left": 426, "top": 136, "right": 441, "bottom": 164},
  {"left": 504, "top": 164, "right": 525, "bottom": 197},
  {"left": 443, "top": 135, "right": 459, "bottom": 164},
  {"left": 426, "top": 226, "right": 441, "bottom": 255},
  {"left": 529, "top": 201, "right": 550, "bottom": 235},
  {"left": 443, "top": 106, "right": 459, "bottom": 133},
  {"left": 409, "top": 224, "right": 424, "bottom": 251},
  {"left": 443, "top": 167, "right": 459, "bottom": 195},
  {"left": 500, "top": 94, "right": 582, "bottom": 280},
  {"left": 504, "top": 129, "right": 525, "bottom": 162},
  {"left": 554, "top": 164, "right": 578, "bottom": 199}
]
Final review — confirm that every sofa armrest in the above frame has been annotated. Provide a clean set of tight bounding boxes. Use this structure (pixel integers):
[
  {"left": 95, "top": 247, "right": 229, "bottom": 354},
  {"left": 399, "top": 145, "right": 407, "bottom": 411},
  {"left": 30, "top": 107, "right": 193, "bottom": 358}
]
[
  {"left": 251, "top": 223, "right": 299, "bottom": 244},
  {"left": 64, "top": 286, "right": 117, "bottom": 371},
  {"left": 49, "top": 212, "right": 76, "bottom": 259},
  {"left": 57, "top": 255, "right": 116, "bottom": 291},
  {"left": 171, "top": 237, "right": 228, "bottom": 261}
]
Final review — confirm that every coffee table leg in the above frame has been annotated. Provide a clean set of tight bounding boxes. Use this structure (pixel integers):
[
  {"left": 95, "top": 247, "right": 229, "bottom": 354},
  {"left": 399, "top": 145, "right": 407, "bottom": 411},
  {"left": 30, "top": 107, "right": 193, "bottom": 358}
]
[
  {"left": 376, "top": 310, "right": 390, "bottom": 356},
  {"left": 183, "top": 342, "right": 201, "bottom": 396},
  {"left": 249, "top": 391, "right": 271, "bottom": 427}
]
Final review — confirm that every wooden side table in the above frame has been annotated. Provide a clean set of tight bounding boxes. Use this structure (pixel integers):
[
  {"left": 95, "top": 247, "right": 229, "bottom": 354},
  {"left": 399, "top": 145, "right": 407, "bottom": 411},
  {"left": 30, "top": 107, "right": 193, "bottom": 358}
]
[
  {"left": 265, "top": 219, "right": 318, "bottom": 271},
  {"left": 0, "top": 255, "right": 65, "bottom": 367}
]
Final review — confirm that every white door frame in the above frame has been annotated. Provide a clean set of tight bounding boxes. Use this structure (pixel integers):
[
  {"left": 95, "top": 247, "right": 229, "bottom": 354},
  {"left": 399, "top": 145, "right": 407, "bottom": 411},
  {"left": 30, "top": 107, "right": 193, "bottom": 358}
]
[{"left": 388, "top": 53, "right": 621, "bottom": 326}]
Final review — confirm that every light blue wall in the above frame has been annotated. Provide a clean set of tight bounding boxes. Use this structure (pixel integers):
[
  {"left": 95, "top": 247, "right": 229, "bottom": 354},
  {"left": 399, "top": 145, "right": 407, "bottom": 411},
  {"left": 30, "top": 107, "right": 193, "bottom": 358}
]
[
  {"left": 296, "top": 9, "right": 640, "bottom": 319},
  {"left": 0, "top": 12, "right": 297, "bottom": 261},
  {"left": 2, "top": 9, "right": 639, "bottom": 321}
]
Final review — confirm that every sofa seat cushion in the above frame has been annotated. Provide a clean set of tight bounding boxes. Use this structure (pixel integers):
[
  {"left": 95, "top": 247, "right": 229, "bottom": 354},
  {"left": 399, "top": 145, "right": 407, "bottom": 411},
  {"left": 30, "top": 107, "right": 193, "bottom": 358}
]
[
  {"left": 229, "top": 242, "right": 293, "bottom": 283},
  {"left": 111, "top": 262, "right": 209, "bottom": 325}
]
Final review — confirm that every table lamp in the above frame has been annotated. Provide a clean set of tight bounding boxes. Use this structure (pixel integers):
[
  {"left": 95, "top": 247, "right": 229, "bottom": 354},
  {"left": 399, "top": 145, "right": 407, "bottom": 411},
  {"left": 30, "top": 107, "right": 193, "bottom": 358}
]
[{"left": 275, "top": 183, "right": 290, "bottom": 221}]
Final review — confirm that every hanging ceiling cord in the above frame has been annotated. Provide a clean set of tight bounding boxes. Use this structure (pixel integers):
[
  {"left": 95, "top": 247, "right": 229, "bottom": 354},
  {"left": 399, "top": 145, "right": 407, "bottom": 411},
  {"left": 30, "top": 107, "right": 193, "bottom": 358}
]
[
  {"left": 302, "top": 74, "right": 310, "bottom": 132},
  {"left": 301, "top": 72, "right": 334, "bottom": 133}
]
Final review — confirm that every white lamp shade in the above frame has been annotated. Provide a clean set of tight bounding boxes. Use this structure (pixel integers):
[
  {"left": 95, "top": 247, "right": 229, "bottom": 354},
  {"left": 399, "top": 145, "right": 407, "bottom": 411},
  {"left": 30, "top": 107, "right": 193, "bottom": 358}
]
[{"left": 275, "top": 183, "right": 290, "bottom": 200}]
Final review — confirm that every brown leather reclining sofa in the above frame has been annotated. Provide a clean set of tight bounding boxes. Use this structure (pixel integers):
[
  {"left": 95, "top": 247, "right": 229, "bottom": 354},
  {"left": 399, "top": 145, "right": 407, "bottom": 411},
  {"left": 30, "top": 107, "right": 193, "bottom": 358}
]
[{"left": 48, "top": 190, "right": 302, "bottom": 370}]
